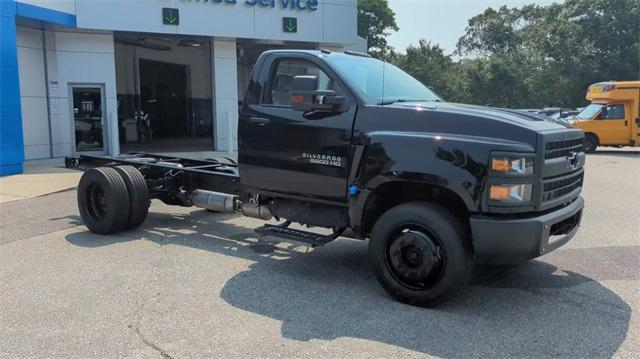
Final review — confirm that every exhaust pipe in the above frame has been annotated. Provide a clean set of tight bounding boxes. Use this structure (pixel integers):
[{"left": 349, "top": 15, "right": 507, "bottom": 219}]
[
  {"left": 241, "top": 202, "right": 273, "bottom": 220},
  {"left": 191, "top": 189, "right": 273, "bottom": 221},
  {"left": 190, "top": 189, "right": 272, "bottom": 220},
  {"left": 191, "top": 190, "right": 237, "bottom": 213}
]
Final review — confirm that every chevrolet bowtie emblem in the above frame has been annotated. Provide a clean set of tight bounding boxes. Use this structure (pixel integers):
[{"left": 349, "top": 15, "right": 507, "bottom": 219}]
[{"left": 567, "top": 151, "right": 586, "bottom": 170}]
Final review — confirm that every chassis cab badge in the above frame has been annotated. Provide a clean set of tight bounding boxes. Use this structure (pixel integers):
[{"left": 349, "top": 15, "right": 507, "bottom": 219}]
[{"left": 302, "top": 152, "right": 343, "bottom": 167}]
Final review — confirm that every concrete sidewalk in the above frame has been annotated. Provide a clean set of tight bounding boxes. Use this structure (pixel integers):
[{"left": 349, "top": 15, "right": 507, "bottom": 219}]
[
  {"left": 0, "top": 159, "right": 81, "bottom": 204},
  {"left": 0, "top": 151, "right": 238, "bottom": 204}
]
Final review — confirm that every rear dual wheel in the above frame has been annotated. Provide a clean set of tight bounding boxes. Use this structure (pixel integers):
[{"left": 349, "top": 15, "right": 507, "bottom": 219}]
[
  {"left": 77, "top": 166, "right": 150, "bottom": 234},
  {"left": 114, "top": 166, "right": 150, "bottom": 229},
  {"left": 369, "top": 202, "right": 473, "bottom": 307}
]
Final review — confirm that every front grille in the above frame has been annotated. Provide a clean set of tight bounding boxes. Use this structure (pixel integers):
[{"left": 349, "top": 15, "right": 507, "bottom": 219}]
[
  {"left": 544, "top": 138, "right": 584, "bottom": 159},
  {"left": 543, "top": 170, "right": 584, "bottom": 202}
]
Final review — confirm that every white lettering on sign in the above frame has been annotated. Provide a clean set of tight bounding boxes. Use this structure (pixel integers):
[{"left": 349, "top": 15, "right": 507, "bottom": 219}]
[{"left": 180, "top": 0, "right": 318, "bottom": 11}]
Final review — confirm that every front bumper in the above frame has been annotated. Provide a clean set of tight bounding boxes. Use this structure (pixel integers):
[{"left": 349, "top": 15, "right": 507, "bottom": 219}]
[{"left": 470, "top": 196, "right": 584, "bottom": 265}]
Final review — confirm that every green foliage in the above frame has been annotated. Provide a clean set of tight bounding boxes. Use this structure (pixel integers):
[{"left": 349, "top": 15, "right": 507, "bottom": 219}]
[
  {"left": 357, "top": 0, "right": 399, "bottom": 59},
  {"left": 393, "top": 40, "right": 463, "bottom": 101},
  {"left": 391, "top": 0, "right": 640, "bottom": 108}
]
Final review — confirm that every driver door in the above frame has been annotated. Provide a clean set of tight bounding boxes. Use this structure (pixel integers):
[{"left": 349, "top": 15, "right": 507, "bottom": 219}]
[
  {"left": 239, "top": 55, "right": 356, "bottom": 203},
  {"left": 598, "top": 103, "right": 629, "bottom": 144}
]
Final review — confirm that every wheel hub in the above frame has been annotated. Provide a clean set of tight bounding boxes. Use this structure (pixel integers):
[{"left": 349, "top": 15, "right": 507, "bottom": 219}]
[
  {"left": 87, "top": 183, "right": 107, "bottom": 220},
  {"left": 387, "top": 228, "right": 444, "bottom": 290}
]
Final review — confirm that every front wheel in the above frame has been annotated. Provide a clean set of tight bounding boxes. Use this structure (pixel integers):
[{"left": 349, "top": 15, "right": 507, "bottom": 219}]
[{"left": 369, "top": 202, "right": 473, "bottom": 307}]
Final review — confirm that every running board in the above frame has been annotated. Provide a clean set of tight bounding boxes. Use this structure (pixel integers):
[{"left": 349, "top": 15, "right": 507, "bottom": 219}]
[{"left": 254, "top": 224, "right": 336, "bottom": 247}]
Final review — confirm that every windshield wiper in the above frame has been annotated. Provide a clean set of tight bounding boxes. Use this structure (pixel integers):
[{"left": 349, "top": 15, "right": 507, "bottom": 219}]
[{"left": 377, "top": 99, "right": 431, "bottom": 106}]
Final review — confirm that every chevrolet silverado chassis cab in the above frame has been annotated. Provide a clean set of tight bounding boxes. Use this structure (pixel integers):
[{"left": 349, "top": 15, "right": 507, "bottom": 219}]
[{"left": 67, "top": 50, "right": 586, "bottom": 306}]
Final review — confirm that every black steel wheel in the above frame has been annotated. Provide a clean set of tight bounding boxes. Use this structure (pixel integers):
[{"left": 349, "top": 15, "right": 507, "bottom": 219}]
[
  {"left": 386, "top": 226, "right": 446, "bottom": 290},
  {"left": 369, "top": 202, "right": 472, "bottom": 307},
  {"left": 114, "top": 165, "right": 150, "bottom": 229},
  {"left": 77, "top": 167, "right": 130, "bottom": 234},
  {"left": 583, "top": 134, "right": 598, "bottom": 153}
]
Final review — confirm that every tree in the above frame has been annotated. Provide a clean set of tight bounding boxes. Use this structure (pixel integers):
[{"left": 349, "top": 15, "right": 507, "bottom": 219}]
[
  {"left": 387, "top": 0, "right": 639, "bottom": 108},
  {"left": 357, "top": 0, "right": 399, "bottom": 58},
  {"left": 394, "top": 40, "right": 464, "bottom": 101},
  {"left": 452, "top": 0, "right": 640, "bottom": 108}
]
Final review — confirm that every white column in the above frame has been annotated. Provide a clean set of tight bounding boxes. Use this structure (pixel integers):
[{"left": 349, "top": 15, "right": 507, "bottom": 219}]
[
  {"left": 212, "top": 39, "right": 238, "bottom": 152},
  {"left": 43, "top": 30, "right": 60, "bottom": 158}
]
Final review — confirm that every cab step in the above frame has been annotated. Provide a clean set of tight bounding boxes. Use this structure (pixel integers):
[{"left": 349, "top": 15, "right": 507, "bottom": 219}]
[{"left": 254, "top": 224, "right": 336, "bottom": 247}]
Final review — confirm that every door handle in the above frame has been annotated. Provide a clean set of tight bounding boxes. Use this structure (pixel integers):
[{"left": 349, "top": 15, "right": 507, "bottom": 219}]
[
  {"left": 624, "top": 120, "right": 628, "bottom": 126},
  {"left": 249, "top": 117, "right": 270, "bottom": 126}
]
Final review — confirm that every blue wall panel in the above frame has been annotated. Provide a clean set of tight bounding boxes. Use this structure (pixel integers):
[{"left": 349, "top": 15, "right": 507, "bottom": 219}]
[
  {"left": 16, "top": 1, "right": 76, "bottom": 27},
  {"left": 0, "top": 0, "right": 24, "bottom": 176},
  {"left": 0, "top": 1, "right": 77, "bottom": 175}
]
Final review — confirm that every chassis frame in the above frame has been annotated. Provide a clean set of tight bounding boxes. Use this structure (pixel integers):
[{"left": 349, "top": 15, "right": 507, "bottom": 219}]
[{"left": 66, "top": 153, "right": 243, "bottom": 205}]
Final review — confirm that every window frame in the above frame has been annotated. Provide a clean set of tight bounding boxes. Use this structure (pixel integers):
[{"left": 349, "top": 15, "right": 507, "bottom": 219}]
[
  {"left": 258, "top": 54, "right": 349, "bottom": 109},
  {"left": 600, "top": 103, "right": 626, "bottom": 120}
]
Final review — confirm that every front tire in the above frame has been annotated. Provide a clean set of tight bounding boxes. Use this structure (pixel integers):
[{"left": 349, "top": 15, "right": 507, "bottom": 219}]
[
  {"left": 369, "top": 202, "right": 473, "bottom": 307},
  {"left": 583, "top": 134, "right": 598, "bottom": 153},
  {"left": 77, "top": 167, "right": 130, "bottom": 234}
]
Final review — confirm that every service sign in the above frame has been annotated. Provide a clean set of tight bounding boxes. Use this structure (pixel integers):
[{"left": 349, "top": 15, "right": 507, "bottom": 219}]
[{"left": 179, "top": 0, "right": 319, "bottom": 11}]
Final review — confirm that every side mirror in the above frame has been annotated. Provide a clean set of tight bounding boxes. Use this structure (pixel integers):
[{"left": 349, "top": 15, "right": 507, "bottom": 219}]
[{"left": 291, "top": 75, "right": 345, "bottom": 112}]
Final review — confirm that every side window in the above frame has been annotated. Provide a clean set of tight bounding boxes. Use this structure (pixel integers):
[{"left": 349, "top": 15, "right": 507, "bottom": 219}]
[
  {"left": 601, "top": 104, "right": 625, "bottom": 120},
  {"left": 263, "top": 59, "right": 333, "bottom": 106}
]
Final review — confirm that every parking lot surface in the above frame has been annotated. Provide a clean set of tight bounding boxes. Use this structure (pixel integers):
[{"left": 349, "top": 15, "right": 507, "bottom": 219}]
[{"left": 1, "top": 150, "right": 639, "bottom": 358}]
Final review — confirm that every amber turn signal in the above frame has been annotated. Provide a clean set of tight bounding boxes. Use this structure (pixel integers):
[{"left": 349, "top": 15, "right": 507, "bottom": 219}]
[
  {"left": 490, "top": 185, "right": 510, "bottom": 200},
  {"left": 491, "top": 157, "right": 531, "bottom": 175},
  {"left": 491, "top": 159, "right": 511, "bottom": 172},
  {"left": 489, "top": 184, "right": 532, "bottom": 202}
]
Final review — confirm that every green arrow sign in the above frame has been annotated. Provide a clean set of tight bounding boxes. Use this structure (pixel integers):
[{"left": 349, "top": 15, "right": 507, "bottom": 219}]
[
  {"left": 283, "top": 17, "right": 297, "bottom": 33},
  {"left": 162, "top": 8, "right": 179, "bottom": 25}
]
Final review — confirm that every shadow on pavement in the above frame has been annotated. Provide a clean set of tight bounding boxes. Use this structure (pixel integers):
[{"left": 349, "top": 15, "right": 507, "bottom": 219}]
[{"left": 65, "top": 209, "right": 633, "bottom": 357}]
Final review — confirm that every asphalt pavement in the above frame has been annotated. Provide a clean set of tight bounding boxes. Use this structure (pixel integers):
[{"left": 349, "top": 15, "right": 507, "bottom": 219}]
[{"left": 1, "top": 149, "right": 638, "bottom": 358}]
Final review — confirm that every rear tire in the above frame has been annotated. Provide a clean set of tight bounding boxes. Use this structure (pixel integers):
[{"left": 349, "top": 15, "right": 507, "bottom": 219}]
[
  {"left": 369, "top": 202, "right": 473, "bottom": 307},
  {"left": 77, "top": 167, "right": 130, "bottom": 234},
  {"left": 114, "top": 165, "right": 150, "bottom": 229},
  {"left": 583, "top": 134, "right": 598, "bottom": 153}
]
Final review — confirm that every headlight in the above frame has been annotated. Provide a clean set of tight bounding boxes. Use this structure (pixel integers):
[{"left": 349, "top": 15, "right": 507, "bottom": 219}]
[
  {"left": 491, "top": 157, "right": 533, "bottom": 175},
  {"left": 490, "top": 184, "right": 532, "bottom": 202}
]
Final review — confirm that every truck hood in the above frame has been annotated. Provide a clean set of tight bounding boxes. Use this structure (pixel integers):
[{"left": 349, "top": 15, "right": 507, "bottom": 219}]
[{"left": 393, "top": 102, "right": 574, "bottom": 131}]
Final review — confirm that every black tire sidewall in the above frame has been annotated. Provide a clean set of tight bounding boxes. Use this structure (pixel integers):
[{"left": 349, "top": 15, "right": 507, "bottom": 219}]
[
  {"left": 369, "top": 202, "right": 472, "bottom": 307},
  {"left": 114, "top": 165, "right": 150, "bottom": 229},
  {"left": 77, "top": 167, "right": 130, "bottom": 234},
  {"left": 584, "top": 134, "right": 597, "bottom": 153}
]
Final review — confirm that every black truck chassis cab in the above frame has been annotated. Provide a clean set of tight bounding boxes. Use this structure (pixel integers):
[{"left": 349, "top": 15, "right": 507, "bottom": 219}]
[{"left": 69, "top": 50, "right": 585, "bottom": 307}]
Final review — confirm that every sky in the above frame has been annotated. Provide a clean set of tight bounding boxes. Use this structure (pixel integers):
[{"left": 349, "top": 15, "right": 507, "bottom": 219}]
[{"left": 387, "top": 0, "right": 558, "bottom": 55}]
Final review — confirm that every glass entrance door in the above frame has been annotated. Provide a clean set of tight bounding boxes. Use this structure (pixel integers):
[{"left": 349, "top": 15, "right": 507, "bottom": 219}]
[{"left": 72, "top": 86, "right": 106, "bottom": 153}]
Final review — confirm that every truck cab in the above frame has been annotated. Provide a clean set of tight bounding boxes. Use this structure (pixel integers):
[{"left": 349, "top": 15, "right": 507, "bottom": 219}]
[
  {"left": 236, "top": 50, "right": 585, "bottom": 305},
  {"left": 570, "top": 81, "right": 640, "bottom": 152}
]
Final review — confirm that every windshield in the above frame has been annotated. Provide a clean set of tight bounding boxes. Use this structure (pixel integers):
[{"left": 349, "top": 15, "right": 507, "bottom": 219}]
[
  {"left": 327, "top": 56, "right": 442, "bottom": 105},
  {"left": 575, "top": 104, "right": 603, "bottom": 119}
]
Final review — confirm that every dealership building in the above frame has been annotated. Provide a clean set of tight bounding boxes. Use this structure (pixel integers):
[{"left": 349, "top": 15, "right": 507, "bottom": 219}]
[{"left": 0, "top": 0, "right": 364, "bottom": 175}]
